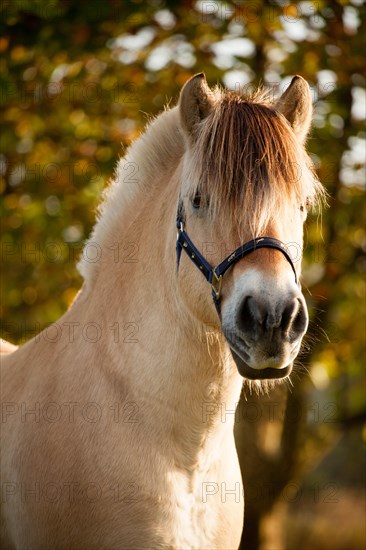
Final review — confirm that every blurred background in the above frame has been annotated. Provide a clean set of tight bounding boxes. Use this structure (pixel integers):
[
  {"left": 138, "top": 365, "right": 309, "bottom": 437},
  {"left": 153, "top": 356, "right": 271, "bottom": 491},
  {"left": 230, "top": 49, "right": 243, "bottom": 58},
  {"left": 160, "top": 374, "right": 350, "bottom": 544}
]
[{"left": 1, "top": 1, "right": 365, "bottom": 548}]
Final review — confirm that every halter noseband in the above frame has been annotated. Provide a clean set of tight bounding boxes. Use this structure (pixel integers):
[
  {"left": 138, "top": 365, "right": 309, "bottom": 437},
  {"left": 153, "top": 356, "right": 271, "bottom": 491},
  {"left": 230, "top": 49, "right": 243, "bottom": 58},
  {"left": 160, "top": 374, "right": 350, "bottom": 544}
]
[{"left": 176, "top": 199, "right": 298, "bottom": 315}]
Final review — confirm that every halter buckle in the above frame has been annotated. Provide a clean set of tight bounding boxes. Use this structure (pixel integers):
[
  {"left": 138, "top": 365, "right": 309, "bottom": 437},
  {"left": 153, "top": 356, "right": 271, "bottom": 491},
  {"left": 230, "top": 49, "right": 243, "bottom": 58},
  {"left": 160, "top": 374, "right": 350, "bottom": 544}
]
[{"left": 211, "top": 271, "right": 223, "bottom": 301}]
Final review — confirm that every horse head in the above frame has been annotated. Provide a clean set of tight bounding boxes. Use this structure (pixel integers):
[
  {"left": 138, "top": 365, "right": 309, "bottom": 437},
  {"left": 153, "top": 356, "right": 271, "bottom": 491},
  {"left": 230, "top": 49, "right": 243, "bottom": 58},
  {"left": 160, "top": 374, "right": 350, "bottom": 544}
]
[{"left": 176, "top": 73, "right": 323, "bottom": 381}]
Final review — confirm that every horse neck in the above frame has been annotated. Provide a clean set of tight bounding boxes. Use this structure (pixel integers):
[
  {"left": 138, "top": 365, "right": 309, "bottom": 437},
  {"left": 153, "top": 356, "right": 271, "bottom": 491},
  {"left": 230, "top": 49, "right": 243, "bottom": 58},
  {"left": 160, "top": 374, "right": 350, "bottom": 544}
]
[{"left": 81, "top": 157, "right": 242, "bottom": 462}]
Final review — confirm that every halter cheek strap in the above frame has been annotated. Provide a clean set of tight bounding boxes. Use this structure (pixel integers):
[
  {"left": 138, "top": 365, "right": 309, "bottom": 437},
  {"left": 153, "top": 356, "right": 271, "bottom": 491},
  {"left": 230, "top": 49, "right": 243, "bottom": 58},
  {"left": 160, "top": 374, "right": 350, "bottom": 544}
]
[{"left": 176, "top": 200, "right": 298, "bottom": 315}]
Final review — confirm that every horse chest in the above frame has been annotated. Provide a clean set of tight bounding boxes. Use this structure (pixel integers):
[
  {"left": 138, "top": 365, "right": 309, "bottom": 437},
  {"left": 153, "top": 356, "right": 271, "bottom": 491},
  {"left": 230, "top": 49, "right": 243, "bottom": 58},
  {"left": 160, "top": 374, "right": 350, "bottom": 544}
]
[
  {"left": 171, "top": 494, "right": 216, "bottom": 547},
  {"left": 166, "top": 470, "right": 217, "bottom": 548},
  {"left": 162, "top": 458, "right": 243, "bottom": 549}
]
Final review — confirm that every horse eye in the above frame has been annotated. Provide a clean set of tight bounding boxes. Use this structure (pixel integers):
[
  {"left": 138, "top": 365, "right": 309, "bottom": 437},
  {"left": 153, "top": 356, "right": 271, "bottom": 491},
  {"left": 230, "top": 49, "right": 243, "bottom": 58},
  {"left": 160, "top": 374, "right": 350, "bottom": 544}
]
[{"left": 192, "top": 192, "right": 204, "bottom": 209}]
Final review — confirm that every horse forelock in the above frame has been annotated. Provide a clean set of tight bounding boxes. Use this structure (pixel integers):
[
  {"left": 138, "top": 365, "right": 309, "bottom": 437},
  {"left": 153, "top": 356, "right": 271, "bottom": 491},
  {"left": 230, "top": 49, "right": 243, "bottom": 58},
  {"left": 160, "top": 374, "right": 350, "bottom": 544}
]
[{"left": 184, "top": 88, "right": 324, "bottom": 236}]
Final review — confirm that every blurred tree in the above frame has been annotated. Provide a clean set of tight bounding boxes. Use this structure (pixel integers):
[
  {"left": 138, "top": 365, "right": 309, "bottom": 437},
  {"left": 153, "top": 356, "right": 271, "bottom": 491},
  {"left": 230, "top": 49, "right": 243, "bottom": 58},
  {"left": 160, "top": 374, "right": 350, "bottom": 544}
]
[{"left": 1, "top": 1, "right": 365, "bottom": 548}]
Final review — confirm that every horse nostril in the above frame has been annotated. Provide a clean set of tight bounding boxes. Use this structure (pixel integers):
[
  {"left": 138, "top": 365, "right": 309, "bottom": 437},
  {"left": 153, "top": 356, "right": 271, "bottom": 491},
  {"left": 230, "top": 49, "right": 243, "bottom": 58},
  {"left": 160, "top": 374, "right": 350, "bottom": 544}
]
[
  {"left": 281, "top": 298, "right": 308, "bottom": 340},
  {"left": 289, "top": 298, "right": 308, "bottom": 341},
  {"left": 238, "top": 296, "right": 266, "bottom": 335},
  {"left": 280, "top": 300, "right": 297, "bottom": 332},
  {"left": 238, "top": 295, "right": 308, "bottom": 342}
]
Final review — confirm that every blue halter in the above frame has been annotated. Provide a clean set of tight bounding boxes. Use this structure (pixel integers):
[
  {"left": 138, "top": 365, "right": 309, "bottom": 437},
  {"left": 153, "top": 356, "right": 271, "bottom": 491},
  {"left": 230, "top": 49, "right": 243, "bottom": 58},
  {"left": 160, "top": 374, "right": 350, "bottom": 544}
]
[{"left": 175, "top": 200, "right": 298, "bottom": 315}]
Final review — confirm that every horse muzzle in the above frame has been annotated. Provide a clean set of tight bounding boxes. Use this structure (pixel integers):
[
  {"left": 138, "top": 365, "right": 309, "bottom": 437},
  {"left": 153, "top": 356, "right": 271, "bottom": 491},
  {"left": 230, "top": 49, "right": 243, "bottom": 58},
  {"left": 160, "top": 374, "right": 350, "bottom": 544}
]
[{"left": 223, "top": 290, "right": 309, "bottom": 380}]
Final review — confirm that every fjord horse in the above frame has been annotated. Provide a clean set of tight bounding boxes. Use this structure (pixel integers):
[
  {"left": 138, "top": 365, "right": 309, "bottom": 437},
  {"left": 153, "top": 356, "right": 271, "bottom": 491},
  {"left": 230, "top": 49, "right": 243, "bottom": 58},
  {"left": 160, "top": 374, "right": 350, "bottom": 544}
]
[{"left": 1, "top": 74, "right": 323, "bottom": 549}]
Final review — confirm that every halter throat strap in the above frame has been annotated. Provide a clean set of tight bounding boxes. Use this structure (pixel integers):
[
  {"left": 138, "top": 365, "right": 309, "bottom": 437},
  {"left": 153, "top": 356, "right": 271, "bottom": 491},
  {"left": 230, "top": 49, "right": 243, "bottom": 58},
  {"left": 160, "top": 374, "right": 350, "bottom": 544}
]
[{"left": 176, "top": 200, "right": 298, "bottom": 313}]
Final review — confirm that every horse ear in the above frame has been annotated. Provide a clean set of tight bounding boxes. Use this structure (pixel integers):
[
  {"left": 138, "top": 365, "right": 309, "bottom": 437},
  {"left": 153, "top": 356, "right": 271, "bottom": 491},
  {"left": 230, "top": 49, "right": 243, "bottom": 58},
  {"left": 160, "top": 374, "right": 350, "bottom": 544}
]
[
  {"left": 179, "top": 73, "right": 214, "bottom": 139},
  {"left": 276, "top": 76, "right": 313, "bottom": 143}
]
